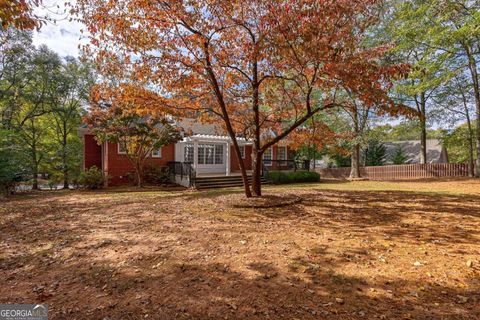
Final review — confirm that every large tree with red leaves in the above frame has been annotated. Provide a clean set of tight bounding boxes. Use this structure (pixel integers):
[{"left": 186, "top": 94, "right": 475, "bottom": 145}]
[
  {"left": 76, "top": 0, "right": 408, "bottom": 197},
  {"left": 1, "top": 0, "right": 43, "bottom": 30}
]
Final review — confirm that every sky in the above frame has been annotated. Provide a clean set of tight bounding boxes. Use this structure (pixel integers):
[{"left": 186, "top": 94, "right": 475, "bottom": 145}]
[{"left": 32, "top": 0, "right": 86, "bottom": 57}]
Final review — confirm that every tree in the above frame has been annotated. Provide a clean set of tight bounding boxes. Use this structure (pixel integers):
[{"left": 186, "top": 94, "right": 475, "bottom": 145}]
[
  {"left": 0, "top": 28, "right": 36, "bottom": 127},
  {"left": 0, "top": 129, "right": 30, "bottom": 195},
  {"left": 77, "top": 0, "right": 409, "bottom": 197},
  {"left": 387, "top": 1, "right": 448, "bottom": 164},
  {"left": 433, "top": 73, "right": 476, "bottom": 176},
  {"left": 364, "top": 139, "right": 387, "bottom": 166},
  {"left": 48, "top": 57, "right": 95, "bottom": 188},
  {"left": 287, "top": 113, "right": 340, "bottom": 167},
  {"left": 1, "top": 30, "right": 94, "bottom": 191},
  {"left": 441, "top": 123, "right": 478, "bottom": 167},
  {"left": 368, "top": 121, "right": 440, "bottom": 142},
  {"left": 86, "top": 84, "right": 182, "bottom": 187},
  {"left": 0, "top": 0, "right": 43, "bottom": 30},
  {"left": 392, "top": 145, "right": 410, "bottom": 164},
  {"left": 7, "top": 45, "right": 61, "bottom": 189},
  {"left": 390, "top": 0, "right": 480, "bottom": 175}
]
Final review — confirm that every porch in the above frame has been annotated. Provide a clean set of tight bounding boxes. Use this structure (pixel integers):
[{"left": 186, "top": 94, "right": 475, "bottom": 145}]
[
  {"left": 167, "top": 159, "right": 310, "bottom": 189},
  {"left": 174, "top": 136, "right": 245, "bottom": 176}
]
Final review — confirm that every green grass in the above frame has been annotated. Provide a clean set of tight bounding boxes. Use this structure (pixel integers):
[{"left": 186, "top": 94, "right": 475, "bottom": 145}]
[{"left": 267, "top": 178, "right": 480, "bottom": 196}]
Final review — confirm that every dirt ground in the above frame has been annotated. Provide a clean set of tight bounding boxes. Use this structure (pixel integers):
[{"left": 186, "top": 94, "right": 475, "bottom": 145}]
[{"left": 1, "top": 179, "right": 479, "bottom": 319}]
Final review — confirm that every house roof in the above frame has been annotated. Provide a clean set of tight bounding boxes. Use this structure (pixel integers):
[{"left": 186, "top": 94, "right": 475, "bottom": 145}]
[
  {"left": 80, "top": 117, "right": 285, "bottom": 146},
  {"left": 175, "top": 118, "right": 224, "bottom": 136},
  {"left": 383, "top": 139, "right": 447, "bottom": 164}
]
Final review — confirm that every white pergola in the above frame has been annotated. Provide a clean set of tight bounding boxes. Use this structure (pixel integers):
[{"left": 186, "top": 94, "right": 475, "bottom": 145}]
[{"left": 179, "top": 134, "right": 251, "bottom": 176}]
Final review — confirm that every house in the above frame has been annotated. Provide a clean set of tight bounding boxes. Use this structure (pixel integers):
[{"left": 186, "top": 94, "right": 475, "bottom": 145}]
[
  {"left": 384, "top": 139, "right": 449, "bottom": 164},
  {"left": 79, "top": 118, "right": 291, "bottom": 187}
]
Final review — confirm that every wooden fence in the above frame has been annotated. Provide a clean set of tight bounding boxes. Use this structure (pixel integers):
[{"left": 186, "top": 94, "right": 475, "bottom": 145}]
[{"left": 317, "top": 163, "right": 473, "bottom": 180}]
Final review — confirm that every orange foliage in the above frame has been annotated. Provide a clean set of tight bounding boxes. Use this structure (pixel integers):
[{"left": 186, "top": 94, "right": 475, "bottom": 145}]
[
  {"left": 0, "top": 0, "right": 42, "bottom": 30},
  {"left": 76, "top": 0, "right": 410, "bottom": 196}
]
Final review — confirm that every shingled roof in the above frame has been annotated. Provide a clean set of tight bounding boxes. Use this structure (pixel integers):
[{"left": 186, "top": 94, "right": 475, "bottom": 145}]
[{"left": 384, "top": 139, "right": 449, "bottom": 164}]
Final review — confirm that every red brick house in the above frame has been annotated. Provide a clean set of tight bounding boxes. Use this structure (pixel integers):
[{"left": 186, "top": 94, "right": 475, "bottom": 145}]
[{"left": 79, "top": 118, "right": 292, "bottom": 187}]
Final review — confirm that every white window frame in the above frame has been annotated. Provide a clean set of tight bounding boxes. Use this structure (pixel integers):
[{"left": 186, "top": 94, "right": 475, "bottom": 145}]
[
  {"left": 277, "top": 146, "right": 287, "bottom": 159},
  {"left": 239, "top": 145, "right": 245, "bottom": 159},
  {"left": 263, "top": 147, "right": 272, "bottom": 166},
  {"left": 184, "top": 144, "right": 194, "bottom": 163},
  {"left": 277, "top": 146, "right": 287, "bottom": 166},
  {"left": 198, "top": 144, "right": 224, "bottom": 165},
  {"left": 151, "top": 148, "right": 162, "bottom": 158},
  {"left": 214, "top": 144, "right": 223, "bottom": 164},
  {"left": 118, "top": 142, "right": 127, "bottom": 155}
]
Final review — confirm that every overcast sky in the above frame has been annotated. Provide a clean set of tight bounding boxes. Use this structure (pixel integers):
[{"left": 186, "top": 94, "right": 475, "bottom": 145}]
[{"left": 32, "top": 0, "right": 86, "bottom": 57}]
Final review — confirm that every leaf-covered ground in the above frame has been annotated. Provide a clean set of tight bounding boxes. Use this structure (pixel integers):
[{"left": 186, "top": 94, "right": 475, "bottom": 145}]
[{"left": 1, "top": 179, "right": 479, "bottom": 319}]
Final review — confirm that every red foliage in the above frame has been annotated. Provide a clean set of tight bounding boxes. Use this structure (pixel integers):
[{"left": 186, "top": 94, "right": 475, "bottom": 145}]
[{"left": 76, "top": 0, "right": 410, "bottom": 196}]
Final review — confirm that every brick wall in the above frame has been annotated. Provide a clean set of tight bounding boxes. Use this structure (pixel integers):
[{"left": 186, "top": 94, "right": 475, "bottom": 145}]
[
  {"left": 105, "top": 141, "right": 176, "bottom": 185},
  {"left": 83, "top": 135, "right": 102, "bottom": 170}
]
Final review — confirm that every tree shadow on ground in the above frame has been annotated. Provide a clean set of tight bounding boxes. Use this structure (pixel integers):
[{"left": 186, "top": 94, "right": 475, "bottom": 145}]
[{"left": 1, "top": 187, "right": 479, "bottom": 319}]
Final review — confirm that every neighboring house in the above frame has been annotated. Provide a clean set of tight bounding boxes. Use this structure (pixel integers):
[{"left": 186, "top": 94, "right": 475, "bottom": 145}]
[
  {"left": 384, "top": 139, "right": 449, "bottom": 164},
  {"left": 79, "top": 118, "right": 290, "bottom": 186}
]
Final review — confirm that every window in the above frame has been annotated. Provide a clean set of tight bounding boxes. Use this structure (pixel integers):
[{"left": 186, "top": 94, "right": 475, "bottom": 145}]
[
  {"left": 118, "top": 142, "right": 127, "bottom": 154},
  {"left": 205, "top": 144, "right": 215, "bottom": 164},
  {"left": 239, "top": 145, "right": 245, "bottom": 159},
  {"left": 277, "top": 146, "right": 287, "bottom": 165},
  {"left": 152, "top": 148, "right": 162, "bottom": 158},
  {"left": 198, "top": 144, "right": 205, "bottom": 164},
  {"left": 263, "top": 148, "right": 272, "bottom": 166},
  {"left": 214, "top": 145, "right": 223, "bottom": 164},
  {"left": 184, "top": 144, "right": 194, "bottom": 163},
  {"left": 197, "top": 144, "right": 224, "bottom": 165}
]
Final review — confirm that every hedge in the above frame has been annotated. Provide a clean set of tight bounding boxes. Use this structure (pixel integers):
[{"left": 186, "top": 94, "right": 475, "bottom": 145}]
[{"left": 266, "top": 171, "right": 320, "bottom": 184}]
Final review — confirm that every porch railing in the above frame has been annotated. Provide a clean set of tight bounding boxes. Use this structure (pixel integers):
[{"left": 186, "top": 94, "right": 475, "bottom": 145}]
[
  {"left": 167, "top": 161, "right": 196, "bottom": 187},
  {"left": 263, "top": 159, "right": 310, "bottom": 172}
]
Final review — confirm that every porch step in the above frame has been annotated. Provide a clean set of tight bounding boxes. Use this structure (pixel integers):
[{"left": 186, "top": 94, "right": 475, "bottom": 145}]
[{"left": 195, "top": 175, "right": 267, "bottom": 190}]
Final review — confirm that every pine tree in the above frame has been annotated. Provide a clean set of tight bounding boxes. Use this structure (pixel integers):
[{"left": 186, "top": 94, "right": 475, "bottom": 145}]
[
  {"left": 364, "top": 139, "right": 387, "bottom": 166},
  {"left": 392, "top": 145, "right": 410, "bottom": 164}
]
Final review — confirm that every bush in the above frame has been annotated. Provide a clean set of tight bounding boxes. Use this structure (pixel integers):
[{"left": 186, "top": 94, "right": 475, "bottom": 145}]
[
  {"left": 266, "top": 171, "right": 320, "bottom": 184},
  {"left": 143, "top": 165, "right": 170, "bottom": 185},
  {"left": 47, "top": 173, "right": 63, "bottom": 190},
  {"left": 0, "top": 132, "right": 30, "bottom": 196},
  {"left": 78, "top": 166, "right": 104, "bottom": 189}
]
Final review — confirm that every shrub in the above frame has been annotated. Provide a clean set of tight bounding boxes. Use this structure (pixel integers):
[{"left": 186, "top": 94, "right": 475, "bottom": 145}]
[
  {"left": 266, "top": 171, "right": 320, "bottom": 184},
  {"left": 0, "top": 129, "right": 30, "bottom": 196},
  {"left": 78, "top": 166, "right": 104, "bottom": 189},
  {"left": 47, "top": 174, "right": 62, "bottom": 190},
  {"left": 143, "top": 165, "right": 170, "bottom": 185}
]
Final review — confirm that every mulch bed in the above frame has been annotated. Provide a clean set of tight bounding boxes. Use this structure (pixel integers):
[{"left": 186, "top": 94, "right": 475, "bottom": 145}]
[{"left": 217, "top": 193, "right": 302, "bottom": 208}]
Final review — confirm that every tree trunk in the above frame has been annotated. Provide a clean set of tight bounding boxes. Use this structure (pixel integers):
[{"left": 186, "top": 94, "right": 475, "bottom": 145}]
[
  {"left": 233, "top": 141, "right": 252, "bottom": 197},
  {"left": 251, "top": 51, "right": 262, "bottom": 198},
  {"left": 349, "top": 109, "right": 361, "bottom": 179},
  {"left": 62, "top": 122, "right": 69, "bottom": 189},
  {"left": 312, "top": 145, "right": 316, "bottom": 169},
  {"left": 252, "top": 149, "right": 263, "bottom": 197},
  {"left": 476, "top": 103, "right": 480, "bottom": 178},
  {"left": 467, "top": 122, "right": 475, "bottom": 178},
  {"left": 31, "top": 120, "right": 38, "bottom": 190},
  {"left": 464, "top": 45, "right": 480, "bottom": 177},
  {"left": 135, "top": 162, "right": 143, "bottom": 188},
  {"left": 419, "top": 92, "right": 427, "bottom": 165},
  {"left": 32, "top": 161, "right": 38, "bottom": 190},
  {"left": 349, "top": 143, "right": 361, "bottom": 179},
  {"left": 463, "top": 95, "right": 475, "bottom": 177},
  {"left": 202, "top": 40, "right": 252, "bottom": 197}
]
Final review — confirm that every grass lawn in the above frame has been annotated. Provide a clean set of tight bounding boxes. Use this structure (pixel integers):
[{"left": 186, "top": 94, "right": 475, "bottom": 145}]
[{"left": 1, "top": 179, "right": 479, "bottom": 319}]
